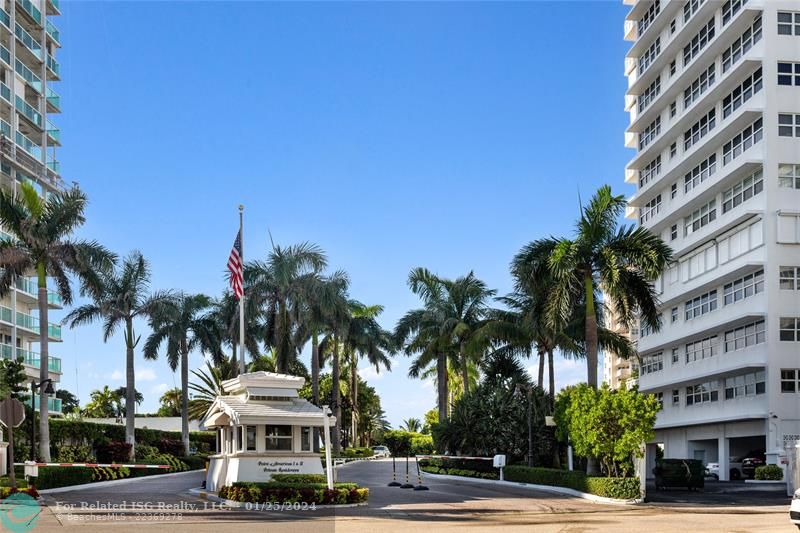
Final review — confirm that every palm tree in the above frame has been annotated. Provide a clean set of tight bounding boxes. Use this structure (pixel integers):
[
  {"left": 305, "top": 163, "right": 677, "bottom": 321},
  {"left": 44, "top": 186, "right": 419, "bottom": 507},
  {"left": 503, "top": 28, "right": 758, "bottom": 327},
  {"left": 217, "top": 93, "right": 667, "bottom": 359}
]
[
  {"left": 401, "top": 418, "right": 422, "bottom": 433},
  {"left": 319, "top": 297, "right": 351, "bottom": 455},
  {"left": 188, "top": 359, "right": 237, "bottom": 420},
  {"left": 514, "top": 185, "right": 672, "bottom": 388},
  {"left": 158, "top": 387, "right": 182, "bottom": 417},
  {"left": 0, "top": 183, "right": 115, "bottom": 460},
  {"left": 144, "top": 293, "right": 221, "bottom": 455},
  {"left": 209, "top": 291, "right": 263, "bottom": 372},
  {"left": 111, "top": 386, "right": 143, "bottom": 417},
  {"left": 245, "top": 241, "right": 328, "bottom": 373},
  {"left": 84, "top": 386, "right": 118, "bottom": 417},
  {"left": 65, "top": 251, "right": 172, "bottom": 459}
]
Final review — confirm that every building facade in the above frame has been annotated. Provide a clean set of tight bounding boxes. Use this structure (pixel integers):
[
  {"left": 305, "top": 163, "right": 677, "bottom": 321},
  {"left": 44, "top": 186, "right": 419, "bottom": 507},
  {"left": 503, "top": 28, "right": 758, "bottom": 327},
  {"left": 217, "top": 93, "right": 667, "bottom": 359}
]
[
  {"left": 624, "top": 0, "right": 800, "bottom": 480},
  {"left": 0, "top": 0, "right": 63, "bottom": 414},
  {"left": 603, "top": 299, "right": 639, "bottom": 390}
]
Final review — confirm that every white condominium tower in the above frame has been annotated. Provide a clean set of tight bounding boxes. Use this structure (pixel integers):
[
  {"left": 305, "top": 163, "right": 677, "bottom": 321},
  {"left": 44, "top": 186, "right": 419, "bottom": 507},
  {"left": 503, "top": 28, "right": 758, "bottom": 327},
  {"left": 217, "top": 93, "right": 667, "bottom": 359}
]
[
  {"left": 623, "top": 0, "right": 800, "bottom": 480},
  {"left": 0, "top": 0, "right": 63, "bottom": 414}
]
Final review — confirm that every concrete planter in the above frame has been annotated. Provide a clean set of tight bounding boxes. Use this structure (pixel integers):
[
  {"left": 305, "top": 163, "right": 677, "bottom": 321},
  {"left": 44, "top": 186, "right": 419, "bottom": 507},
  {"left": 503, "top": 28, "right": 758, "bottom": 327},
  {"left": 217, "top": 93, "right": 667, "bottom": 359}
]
[{"left": 743, "top": 479, "right": 786, "bottom": 491}]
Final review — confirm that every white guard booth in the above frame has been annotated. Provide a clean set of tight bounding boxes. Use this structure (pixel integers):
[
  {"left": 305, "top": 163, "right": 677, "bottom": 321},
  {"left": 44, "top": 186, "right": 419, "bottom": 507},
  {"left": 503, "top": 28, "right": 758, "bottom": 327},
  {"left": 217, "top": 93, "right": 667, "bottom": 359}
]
[{"left": 201, "top": 371, "right": 336, "bottom": 492}]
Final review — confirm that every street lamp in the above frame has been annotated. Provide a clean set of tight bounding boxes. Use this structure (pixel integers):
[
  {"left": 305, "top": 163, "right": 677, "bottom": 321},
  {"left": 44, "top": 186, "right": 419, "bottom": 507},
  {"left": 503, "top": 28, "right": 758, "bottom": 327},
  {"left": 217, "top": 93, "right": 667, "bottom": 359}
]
[
  {"left": 515, "top": 383, "right": 534, "bottom": 468},
  {"left": 29, "top": 379, "right": 55, "bottom": 461}
]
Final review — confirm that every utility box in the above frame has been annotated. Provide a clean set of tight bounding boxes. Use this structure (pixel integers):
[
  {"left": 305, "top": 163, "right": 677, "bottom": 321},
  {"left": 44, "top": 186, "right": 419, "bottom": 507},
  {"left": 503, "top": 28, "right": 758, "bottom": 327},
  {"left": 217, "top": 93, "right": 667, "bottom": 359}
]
[{"left": 493, "top": 454, "right": 506, "bottom": 468}]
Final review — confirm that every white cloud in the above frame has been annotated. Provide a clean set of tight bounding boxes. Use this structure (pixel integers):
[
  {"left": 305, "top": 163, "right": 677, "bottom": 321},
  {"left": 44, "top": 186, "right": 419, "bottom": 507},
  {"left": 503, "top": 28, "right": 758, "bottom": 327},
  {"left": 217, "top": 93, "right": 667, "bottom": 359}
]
[
  {"left": 525, "top": 356, "right": 586, "bottom": 393},
  {"left": 109, "top": 370, "right": 123, "bottom": 381},
  {"left": 150, "top": 383, "right": 170, "bottom": 395},
  {"left": 137, "top": 368, "right": 157, "bottom": 382}
]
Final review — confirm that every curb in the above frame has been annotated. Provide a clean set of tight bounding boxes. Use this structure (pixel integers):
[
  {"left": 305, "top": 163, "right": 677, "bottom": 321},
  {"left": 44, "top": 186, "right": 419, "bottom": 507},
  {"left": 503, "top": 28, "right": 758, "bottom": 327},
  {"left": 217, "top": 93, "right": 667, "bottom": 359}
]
[
  {"left": 38, "top": 469, "right": 203, "bottom": 495},
  {"left": 187, "top": 488, "right": 369, "bottom": 509},
  {"left": 422, "top": 472, "right": 643, "bottom": 505}
]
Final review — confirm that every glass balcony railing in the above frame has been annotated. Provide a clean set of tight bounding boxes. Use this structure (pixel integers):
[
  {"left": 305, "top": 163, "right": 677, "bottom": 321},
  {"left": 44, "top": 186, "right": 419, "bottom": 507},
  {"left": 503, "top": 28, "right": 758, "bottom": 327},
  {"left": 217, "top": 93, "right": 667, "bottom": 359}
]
[
  {"left": 15, "top": 22, "right": 42, "bottom": 59},
  {"left": 48, "top": 0, "right": 60, "bottom": 14},
  {"left": 45, "top": 160, "right": 58, "bottom": 172},
  {"left": 16, "top": 95, "right": 42, "bottom": 128},
  {"left": 15, "top": 130, "right": 41, "bottom": 159},
  {"left": 0, "top": 304, "right": 62, "bottom": 340},
  {"left": 0, "top": 8, "right": 9, "bottom": 28},
  {"left": 45, "top": 86, "right": 60, "bottom": 110},
  {"left": 47, "top": 290, "right": 61, "bottom": 307},
  {"left": 14, "top": 277, "right": 63, "bottom": 306},
  {"left": 0, "top": 82, "right": 11, "bottom": 105},
  {"left": 15, "top": 59, "right": 41, "bottom": 92},
  {"left": 45, "top": 20, "right": 59, "bottom": 44},
  {"left": 46, "top": 120, "right": 59, "bottom": 142},
  {"left": 0, "top": 343, "right": 61, "bottom": 372},
  {"left": 26, "top": 396, "right": 62, "bottom": 413},
  {"left": 46, "top": 54, "right": 59, "bottom": 76},
  {"left": 0, "top": 118, "right": 11, "bottom": 138},
  {"left": 16, "top": 0, "right": 42, "bottom": 26},
  {"left": 0, "top": 44, "right": 10, "bottom": 66}
]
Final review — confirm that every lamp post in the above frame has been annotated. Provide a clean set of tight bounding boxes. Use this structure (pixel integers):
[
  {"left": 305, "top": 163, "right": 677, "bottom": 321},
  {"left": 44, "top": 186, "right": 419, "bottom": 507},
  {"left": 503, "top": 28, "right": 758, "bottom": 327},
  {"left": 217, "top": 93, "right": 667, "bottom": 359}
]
[
  {"left": 29, "top": 379, "right": 55, "bottom": 461},
  {"left": 515, "top": 383, "right": 534, "bottom": 468}
]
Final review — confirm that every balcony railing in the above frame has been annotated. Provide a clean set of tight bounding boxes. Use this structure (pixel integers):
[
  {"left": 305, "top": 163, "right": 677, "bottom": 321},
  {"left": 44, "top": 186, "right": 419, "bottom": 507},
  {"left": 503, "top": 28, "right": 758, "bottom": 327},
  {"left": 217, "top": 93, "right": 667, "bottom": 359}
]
[
  {"left": 47, "top": 0, "right": 60, "bottom": 15},
  {"left": 46, "top": 54, "right": 59, "bottom": 76},
  {"left": 0, "top": 82, "right": 11, "bottom": 105},
  {"left": 15, "top": 59, "right": 41, "bottom": 92},
  {"left": 0, "top": 44, "right": 10, "bottom": 66},
  {"left": 15, "top": 22, "right": 42, "bottom": 59},
  {"left": 46, "top": 120, "right": 58, "bottom": 142},
  {"left": 45, "top": 160, "right": 58, "bottom": 173},
  {"left": 45, "top": 86, "right": 59, "bottom": 110},
  {"left": 0, "top": 8, "right": 9, "bottom": 28},
  {"left": 14, "top": 277, "right": 63, "bottom": 306},
  {"left": 16, "top": 95, "right": 42, "bottom": 128},
  {"left": 0, "top": 304, "right": 63, "bottom": 340},
  {"left": 0, "top": 118, "right": 10, "bottom": 138},
  {"left": 26, "top": 395, "right": 62, "bottom": 413},
  {"left": 0, "top": 343, "right": 61, "bottom": 372},
  {"left": 45, "top": 19, "right": 59, "bottom": 44},
  {"left": 16, "top": 0, "right": 43, "bottom": 26},
  {"left": 15, "top": 130, "right": 40, "bottom": 159}
]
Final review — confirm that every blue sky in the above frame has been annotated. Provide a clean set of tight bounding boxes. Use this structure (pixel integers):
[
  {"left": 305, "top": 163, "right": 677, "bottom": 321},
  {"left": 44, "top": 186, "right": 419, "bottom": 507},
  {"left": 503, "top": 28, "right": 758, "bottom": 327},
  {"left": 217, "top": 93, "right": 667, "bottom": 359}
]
[{"left": 51, "top": 1, "right": 631, "bottom": 426}]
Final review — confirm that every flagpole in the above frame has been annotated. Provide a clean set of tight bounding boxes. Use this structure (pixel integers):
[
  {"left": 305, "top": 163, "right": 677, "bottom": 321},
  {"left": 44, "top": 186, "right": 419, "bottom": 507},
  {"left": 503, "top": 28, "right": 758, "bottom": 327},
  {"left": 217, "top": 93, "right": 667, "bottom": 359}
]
[{"left": 239, "top": 205, "right": 246, "bottom": 375}]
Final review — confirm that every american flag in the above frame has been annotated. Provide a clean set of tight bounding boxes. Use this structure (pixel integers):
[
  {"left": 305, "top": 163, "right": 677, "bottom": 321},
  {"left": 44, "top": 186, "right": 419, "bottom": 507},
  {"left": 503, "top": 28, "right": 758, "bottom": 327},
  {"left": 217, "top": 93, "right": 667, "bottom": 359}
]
[{"left": 227, "top": 231, "right": 243, "bottom": 299}]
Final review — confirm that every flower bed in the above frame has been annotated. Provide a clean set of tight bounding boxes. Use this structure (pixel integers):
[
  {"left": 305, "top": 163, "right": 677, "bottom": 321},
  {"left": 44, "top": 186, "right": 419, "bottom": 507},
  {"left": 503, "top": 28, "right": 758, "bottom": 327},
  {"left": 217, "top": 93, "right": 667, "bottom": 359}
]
[
  {"left": 219, "top": 480, "right": 369, "bottom": 505},
  {"left": 0, "top": 487, "right": 39, "bottom": 499}
]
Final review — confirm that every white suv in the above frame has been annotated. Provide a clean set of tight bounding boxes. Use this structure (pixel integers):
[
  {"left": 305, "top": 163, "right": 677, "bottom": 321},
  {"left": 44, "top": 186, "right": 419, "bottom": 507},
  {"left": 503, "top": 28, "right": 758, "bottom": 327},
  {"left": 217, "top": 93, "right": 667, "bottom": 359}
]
[{"left": 790, "top": 489, "right": 800, "bottom": 529}]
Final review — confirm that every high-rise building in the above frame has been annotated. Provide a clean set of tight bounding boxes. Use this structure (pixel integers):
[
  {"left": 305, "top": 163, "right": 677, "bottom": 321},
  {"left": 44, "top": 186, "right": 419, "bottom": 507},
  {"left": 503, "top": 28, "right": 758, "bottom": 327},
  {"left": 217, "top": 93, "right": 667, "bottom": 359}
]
[
  {"left": 603, "top": 299, "right": 639, "bottom": 390},
  {"left": 624, "top": 0, "right": 800, "bottom": 480},
  {"left": 0, "top": 0, "right": 63, "bottom": 414}
]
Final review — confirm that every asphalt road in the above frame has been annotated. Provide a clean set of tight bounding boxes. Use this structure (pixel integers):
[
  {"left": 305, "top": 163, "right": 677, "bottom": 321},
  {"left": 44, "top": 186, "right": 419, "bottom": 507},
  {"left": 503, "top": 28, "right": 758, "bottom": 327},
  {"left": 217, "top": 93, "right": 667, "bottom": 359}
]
[{"left": 10, "top": 459, "right": 795, "bottom": 532}]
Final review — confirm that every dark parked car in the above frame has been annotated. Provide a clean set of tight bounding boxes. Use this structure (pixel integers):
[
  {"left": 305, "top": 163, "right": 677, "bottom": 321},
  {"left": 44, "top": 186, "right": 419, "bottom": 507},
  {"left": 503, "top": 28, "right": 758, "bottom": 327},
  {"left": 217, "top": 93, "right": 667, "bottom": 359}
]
[
  {"left": 741, "top": 450, "right": 766, "bottom": 479},
  {"left": 653, "top": 459, "right": 705, "bottom": 491}
]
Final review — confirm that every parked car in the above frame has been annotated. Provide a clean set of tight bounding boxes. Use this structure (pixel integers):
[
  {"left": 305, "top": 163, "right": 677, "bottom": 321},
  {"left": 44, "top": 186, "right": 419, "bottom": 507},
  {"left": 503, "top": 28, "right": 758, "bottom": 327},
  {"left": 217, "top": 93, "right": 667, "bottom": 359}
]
[
  {"left": 706, "top": 459, "right": 744, "bottom": 480},
  {"left": 653, "top": 459, "right": 705, "bottom": 491},
  {"left": 372, "top": 445, "right": 391, "bottom": 458},
  {"left": 790, "top": 488, "right": 800, "bottom": 529},
  {"left": 741, "top": 450, "right": 766, "bottom": 479}
]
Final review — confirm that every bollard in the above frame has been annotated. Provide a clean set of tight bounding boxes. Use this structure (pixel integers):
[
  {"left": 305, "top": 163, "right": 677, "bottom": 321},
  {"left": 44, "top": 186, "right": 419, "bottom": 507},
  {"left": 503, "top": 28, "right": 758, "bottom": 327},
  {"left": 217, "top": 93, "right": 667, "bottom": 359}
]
[
  {"left": 388, "top": 456, "right": 402, "bottom": 487},
  {"left": 400, "top": 456, "right": 414, "bottom": 488},
  {"left": 413, "top": 457, "right": 429, "bottom": 491}
]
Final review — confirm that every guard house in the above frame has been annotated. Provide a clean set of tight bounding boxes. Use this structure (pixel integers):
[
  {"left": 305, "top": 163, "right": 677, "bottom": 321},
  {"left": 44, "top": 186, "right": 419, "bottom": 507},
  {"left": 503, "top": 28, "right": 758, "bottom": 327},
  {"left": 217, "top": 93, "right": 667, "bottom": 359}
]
[{"left": 201, "top": 371, "right": 334, "bottom": 491}]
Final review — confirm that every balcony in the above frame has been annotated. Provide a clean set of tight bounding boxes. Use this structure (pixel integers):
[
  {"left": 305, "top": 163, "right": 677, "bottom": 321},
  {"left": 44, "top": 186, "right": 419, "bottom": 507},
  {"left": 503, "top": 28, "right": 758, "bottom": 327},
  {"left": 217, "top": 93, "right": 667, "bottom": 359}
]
[
  {"left": 15, "top": 277, "right": 63, "bottom": 308},
  {"left": 46, "top": 120, "right": 59, "bottom": 144},
  {"left": 16, "top": 95, "right": 42, "bottom": 128},
  {"left": 16, "top": 0, "right": 43, "bottom": 27},
  {"left": 45, "top": 54, "right": 59, "bottom": 78},
  {"left": 26, "top": 395, "right": 62, "bottom": 414},
  {"left": 45, "top": 19, "right": 59, "bottom": 45},
  {"left": 45, "top": 86, "right": 59, "bottom": 112},
  {"left": 15, "top": 22, "right": 43, "bottom": 60},
  {"left": 15, "top": 130, "right": 40, "bottom": 159},
  {"left": 45, "top": 160, "right": 58, "bottom": 173},
  {"left": 15, "top": 59, "right": 42, "bottom": 92},
  {"left": 0, "top": 343, "right": 61, "bottom": 372},
  {"left": 46, "top": 0, "right": 59, "bottom": 16},
  {"left": 0, "top": 304, "right": 63, "bottom": 341},
  {"left": 0, "top": 82, "right": 11, "bottom": 106}
]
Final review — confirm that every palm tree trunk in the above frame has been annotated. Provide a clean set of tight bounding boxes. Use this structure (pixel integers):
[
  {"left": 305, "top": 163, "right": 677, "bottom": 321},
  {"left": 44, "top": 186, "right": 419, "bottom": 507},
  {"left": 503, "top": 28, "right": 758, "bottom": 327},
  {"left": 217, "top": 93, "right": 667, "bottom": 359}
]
[
  {"left": 584, "top": 271, "right": 599, "bottom": 388},
  {"left": 459, "top": 342, "right": 469, "bottom": 396},
  {"left": 350, "top": 354, "right": 358, "bottom": 447},
  {"left": 231, "top": 342, "right": 238, "bottom": 376},
  {"left": 437, "top": 352, "right": 448, "bottom": 423},
  {"left": 331, "top": 334, "right": 341, "bottom": 455},
  {"left": 547, "top": 349, "right": 555, "bottom": 408},
  {"left": 125, "top": 318, "right": 137, "bottom": 461},
  {"left": 537, "top": 347, "right": 545, "bottom": 388},
  {"left": 180, "top": 339, "right": 190, "bottom": 456},
  {"left": 311, "top": 331, "right": 320, "bottom": 453},
  {"left": 36, "top": 262, "right": 50, "bottom": 462}
]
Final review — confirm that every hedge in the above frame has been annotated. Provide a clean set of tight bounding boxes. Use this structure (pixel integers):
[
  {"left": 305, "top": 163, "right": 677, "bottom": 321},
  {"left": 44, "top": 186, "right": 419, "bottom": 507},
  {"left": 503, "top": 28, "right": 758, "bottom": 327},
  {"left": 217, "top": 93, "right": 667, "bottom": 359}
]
[
  {"left": 34, "top": 467, "right": 94, "bottom": 489},
  {"left": 419, "top": 457, "right": 497, "bottom": 474},
  {"left": 754, "top": 465, "right": 783, "bottom": 481},
  {"left": 337, "top": 447, "right": 373, "bottom": 459},
  {"left": 271, "top": 474, "right": 327, "bottom": 484},
  {"left": 504, "top": 465, "right": 641, "bottom": 500},
  {"left": 48, "top": 419, "right": 216, "bottom": 453},
  {"left": 220, "top": 482, "right": 368, "bottom": 505}
]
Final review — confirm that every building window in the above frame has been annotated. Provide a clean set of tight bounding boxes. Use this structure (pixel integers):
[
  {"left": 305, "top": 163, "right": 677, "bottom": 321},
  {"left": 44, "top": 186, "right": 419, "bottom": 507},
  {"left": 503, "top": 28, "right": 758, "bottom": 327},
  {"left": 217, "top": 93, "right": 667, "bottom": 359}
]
[
  {"left": 780, "top": 266, "right": 800, "bottom": 290},
  {"left": 686, "top": 381, "right": 719, "bottom": 405},
  {"left": 670, "top": 59, "right": 676, "bottom": 77},
  {"left": 723, "top": 67, "right": 762, "bottom": 119},
  {"left": 300, "top": 426, "right": 311, "bottom": 452},
  {"left": 640, "top": 116, "right": 661, "bottom": 150},
  {"left": 670, "top": 224, "right": 677, "bottom": 240},
  {"left": 779, "top": 113, "right": 800, "bottom": 137},
  {"left": 778, "top": 213, "right": 800, "bottom": 244},
  {"left": 685, "top": 335, "right": 719, "bottom": 363},
  {"left": 722, "top": 0, "right": 743, "bottom": 26},
  {"left": 722, "top": 15, "right": 762, "bottom": 73},
  {"left": 684, "top": 18, "right": 715, "bottom": 67},
  {"left": 264, "top": 425, "right": 293, "bottom": 451},
  {"left": 684, "top": 153, "right": 716, "bottom": 193},
  {"left": 671, "top": 182, "right": 677, "bottom": 199},
  {"left": 684, "top": 64, "right": 715, "bottom": 109},
  {"left": 670, "top": 100, "right": 677, "bottom": 118},
  {"left": 683, "top": 0, "right": 705, "bottom": 23},
  {"left": 670, "top": 19, "right": 676, "bottom": 34},
  {"left": 654, "top": 392, "right": 663, "bottom": 409},
  {"left": 723, "top": 118, "right": 763, "bottom": 164},
  {"left": 780, "top": 317, "right": 800, "bottom": 342},
  {"left": 778, "top": 62, "right": 800, "bottom": 86},
  {"left": 638, "top": 0, "right": 661, "bottom": 35},
  {"left": 684, "top": 109, "right": 715, "bottom": 151},
  {"left": 782, "top": 369, "right": 800, "bottom": 393},
  {"left": 670, "top": 142, "right": 677, "bottom": 159},
  {"left": 641, "top": 352, "right": 663, "bottom": 375},
  {"left": 639, "top": 37, "right": 661, "bottom": 76},
  {"left": 671, "top": 347, "right": 679, "bottom": 363},
  {"left": 723, "top": 270, "right": 764, "bottom": 305},
  {"left": 684, "top": 200, "right": 716, "bottom": 236},
  {"left": 724, "top": 320, "right": 766, "bottom": 352},
  {"left": 639, "top": 76, "right": 662, "bottom": 113},
  {"left": 779, "top": 164, "right": 800, "bottom": 189},
  {"left": 724, "top": 371, "right": 765, "bottom": 399},
  {"left": 685, "top": 290, "right": 717, "bottom": 320},
  {"left": 672, "top": 389, "right": 680, "bottom": 405},
  {"left": 722, "top": 169, "right": 763, "bottom": 213},
  {"left": 778, "top": 12, "right": 800, "bottom": 36},
  {"left": 640, "top": 155, "right": 661, "bottom": 187},
  {"left": 245, "top": 425, "right": 257, "bottom": 451},
  {"left": 671, "top": 307, "right": 678, "bottom": 323},
  {"left": 640, "top": 194, "right": 662, "bottom": 224}
]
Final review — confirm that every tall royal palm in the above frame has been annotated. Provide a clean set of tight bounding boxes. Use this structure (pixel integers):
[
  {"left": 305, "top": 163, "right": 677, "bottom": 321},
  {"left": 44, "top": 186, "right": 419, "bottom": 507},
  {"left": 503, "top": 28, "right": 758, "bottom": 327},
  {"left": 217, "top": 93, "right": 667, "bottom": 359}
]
[
  {"left": 144, "top": 293, "right": 221, "bottom": 455},
  {"left": 516, "top": 185, "right": 672, "bottom": 388},
  {"left": 318, "top": 283, "right": 352, "bottom": 455},
  {"left": 246, "top": 241, "right": 328, "bottom": 373},
  {"left": 65, "top": 251, "right": 172, "bottom": 459},
  {"left": 0, "top": 183, "right": 115, "bottom": 461},
  {"left": 210, "top": 290, "right": 263, "bottom": 371}
]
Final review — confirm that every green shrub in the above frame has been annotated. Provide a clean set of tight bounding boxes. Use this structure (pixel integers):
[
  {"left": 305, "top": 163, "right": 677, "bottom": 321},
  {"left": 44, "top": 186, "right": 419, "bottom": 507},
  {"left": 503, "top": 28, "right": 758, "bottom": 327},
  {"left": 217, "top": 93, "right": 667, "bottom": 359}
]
[
  {"left": 383, "top": 430, "right": 414, "bottom": 456},
  {"left": 97, "top": 441, "right": 132, "bottom": 463},
  {"left": 134, "top": 444, "right": 160, "bottom": 462},
  {"left": 34, "top": 467, "right": 94, "bottom": 489},
  {"left": 419, "top": 457, "right": 496, "bottom": 474},
  {"left": 0, "top": 487, "right": 39, "bottom": 499},
  {"left": 584, "top": 477, "right": 641, "bottom": 499},
  {"left": 754, "top": 465, "right": 783, "bottom": 481},
  {"left": 178, "top": 455, "right": 207, "bottom": 470},
  {"left": 221, "top": 482, "right": 368, "bottom": 505},
  {"left": 54, "top": 445, "right": 95, "bottom": 463},
  {"left": 504, "top": 465, "right": 640, "bottom": 500},
  {"left": 271, "top": 474, "right": 327, "bottom": 484},
  {"left": 340, "top": 447, "right": 373, "bottom": 458},
  {"left": 411, "top": 435, "right": 434, "bottom": 455}
]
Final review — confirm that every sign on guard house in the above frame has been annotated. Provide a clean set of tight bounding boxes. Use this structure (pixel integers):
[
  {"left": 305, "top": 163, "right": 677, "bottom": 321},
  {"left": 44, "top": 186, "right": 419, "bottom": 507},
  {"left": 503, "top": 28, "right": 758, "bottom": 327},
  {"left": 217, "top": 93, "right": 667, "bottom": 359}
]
[{"left": 201, "top": 372, "right": 336, "bottom": 492}]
